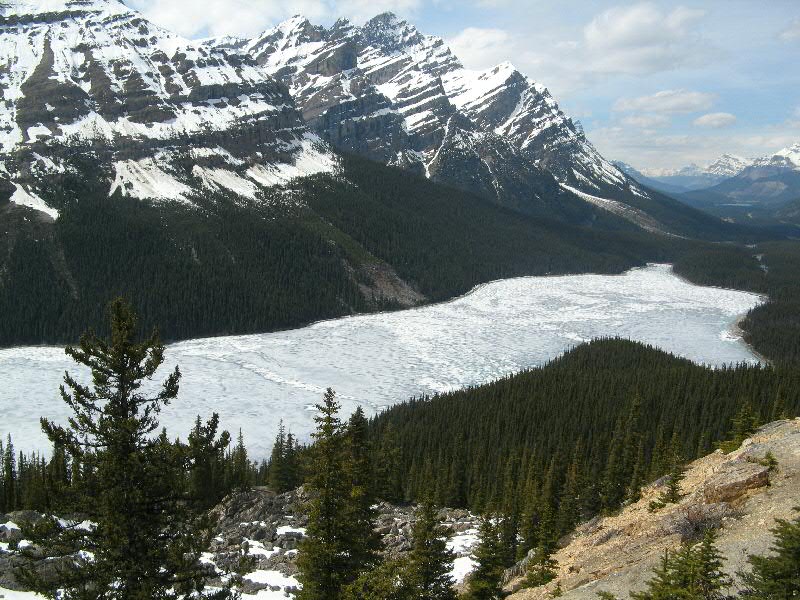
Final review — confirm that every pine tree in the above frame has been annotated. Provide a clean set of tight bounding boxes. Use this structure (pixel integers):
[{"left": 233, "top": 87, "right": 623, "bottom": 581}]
[
  {"left": 690, "top": 530, "right": 730, "bottom": 600},
  {"left": 741, "top": 508, "right": 800, "bottom": 599},
  {"left": 269, "top": 420, "right": 289, "bottom": 493},
  {"left": 343, "top": 407, "right": 382, "bottom": 576},
  {"left": 719, "top": 402, "right": 760, "bottom": 453},
  {"left": 229, "top": 429, "right": 251, "bottom": 490},
  {"left": 342, "top": 558, "right": 414, "bottom": 600},
  {"left": 466, "top": 515, "right": 505, "bottom": 600},
  {"left": 297, "top": 389, "right": 356, "bottom": 600},
  {"left": 631, "top": 530, "right": 729, "bottom": 600},
  {"left": 407, "top": 503, "right": 457, "bottom": 600},
  {"left": 187, "top": 413, "right": 231, "bottom": 509},
  {"left": 2, "top": 435, "right": 15, "bottom": 512},
  {"left": 17, "top": 298, "right": 226, "bottom": 599}
]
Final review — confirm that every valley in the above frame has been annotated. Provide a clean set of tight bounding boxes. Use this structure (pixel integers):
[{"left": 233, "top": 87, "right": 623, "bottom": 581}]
[{"left": 0, "top": 264, "right": 763, "bottom": 458}]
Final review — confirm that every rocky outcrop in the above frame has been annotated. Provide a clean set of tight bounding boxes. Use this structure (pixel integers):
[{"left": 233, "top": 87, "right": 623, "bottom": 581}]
[
  {"left": 209, "top": 13, "right": 661, "bottom": 227},
  {"left": 506, "top": 419, "right": 800, "bottom": 600}
]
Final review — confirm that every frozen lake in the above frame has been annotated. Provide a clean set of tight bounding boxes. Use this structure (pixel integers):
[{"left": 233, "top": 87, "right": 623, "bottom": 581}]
[{"left": 0, "top": 264, "right": 764, "bottom": 458}]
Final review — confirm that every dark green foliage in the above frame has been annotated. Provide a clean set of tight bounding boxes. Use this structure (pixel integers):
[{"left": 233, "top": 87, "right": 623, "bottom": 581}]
[
  {"left": 0, "top": 152, "right": 687, "bottom": 347},
  {"left": 674, "top": 240, "right": 800, "bottom": 364},
  {"left": 631, "top": 530, "right": 730, "bottom": 600},
  {"left": 186, "top": 414, "right": 231, "bottom": 509},
  {"left": 741, "top": 508, "right": 800, "bottom": 599},
  {"left": 466, "top": 516, "right": 505, "bottom": 600},
  {"left": 368, "top": 339, "right": 799, "bottom": 523},
  {"left": 525, "top": 547, "right": 558, "bottom": 588},
  {"left": 718, "top": 403, "right": 761, "bottom": 453},
  {"left": 342, "top": 558, "right": 414, "bottom": 600},
  {"left": 16, "top": 298, "right": 228, "bottom": 599},
  {"left": 297, "top": 391, "right": 381, "bottom": 600},
  {"left": 406, "top": 503, "right": 457, "bottom": 600},
  {"left": 297, "top": 389, "right": 353, "bottom": 600},
  {"left": 344, "top": 407, "right": 383, "bottom": 578},
  {"left": 267, "top": 421, "right": 301, "bottom": 494}
]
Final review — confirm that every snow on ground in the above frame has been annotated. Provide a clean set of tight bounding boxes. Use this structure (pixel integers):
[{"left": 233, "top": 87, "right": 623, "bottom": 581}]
[
  {"left": 0, "top": 587, "right": 44, "bottom": 599},
  {"left": 275, "top": 526, "right": 307, "bottom": 536},
  {"left": 447, "top": 527, "right": 480, "bottom": 583},
  {"left": 9, "top": 184, "right": 59, "bottom": 219},
  {"left": 241, "top": 570, "right": 300, "bottom": 599},
  {"left": 0, "top": 265, "right": 763, "bottom": 459},
  {"left": 110, "top": 158, "right": 193, "bottom": 203},
  {"left": 560, "top": 183, "right": 667, "bottom": 234},
  {"left": 247, "top": 136, "right": 337, "bottom": 187}
]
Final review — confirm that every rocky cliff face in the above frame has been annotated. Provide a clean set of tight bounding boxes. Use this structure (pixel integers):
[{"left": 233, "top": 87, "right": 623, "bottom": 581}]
[
  {"left": 506, "top": 418, "right": 800, "bottom": 599},
  {"left": 0, "top": 0, "right": 338, "bottom": 217},
  {"left": 210, "top": 13, "right": 655, "bottom": 223}
]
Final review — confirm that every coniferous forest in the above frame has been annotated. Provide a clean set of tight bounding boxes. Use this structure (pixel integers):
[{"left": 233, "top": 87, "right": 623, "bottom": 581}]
[{"left": 0, "top": 299, "right": 798, "bottom": 599}]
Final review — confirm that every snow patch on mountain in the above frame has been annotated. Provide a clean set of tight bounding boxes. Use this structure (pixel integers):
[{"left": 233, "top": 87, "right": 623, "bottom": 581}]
[
  {"left": 560, "top": 183, "right": 668, "bottom": 234},
  {"left": 110, "top": 158, "right": 193, "bottom": 203},
  {"left": 10, "top": 183, "right": 59, "bottom": 219}
]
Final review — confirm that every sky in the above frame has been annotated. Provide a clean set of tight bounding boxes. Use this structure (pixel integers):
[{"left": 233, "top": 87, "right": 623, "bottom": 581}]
[{"left": 126, "top": 0, "right": 800, "bottom": 173}]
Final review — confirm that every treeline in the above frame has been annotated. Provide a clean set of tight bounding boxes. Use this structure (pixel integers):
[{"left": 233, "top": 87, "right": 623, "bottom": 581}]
[
  {"left": 365, "top": 339, "right": 798, "bottom": 566},
  {"left": 0, "top": 150, "right": 688, "bottom": 347},
  {"left": 0, "top": 422, "right": 300, "bottom": 515},
  {"left": 674, "top": 240, "right": 800, "bottom": 363}
]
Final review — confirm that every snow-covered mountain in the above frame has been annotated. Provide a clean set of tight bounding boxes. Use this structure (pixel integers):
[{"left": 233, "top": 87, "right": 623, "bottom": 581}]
[
  {"left": 209, "top": 13, "right": 650, "bottom": 218},
  {"left": 631, "top": 154, "right": 754, "bottom": 193},
  {"left": 0, "top": 3, "right": 733, "bottom": 236},
  {"left": 680, "top": 143, "right": 800, "bottom": 221},
  {"left": 0, "top": 0, "right": 337, "bottom": 217}
]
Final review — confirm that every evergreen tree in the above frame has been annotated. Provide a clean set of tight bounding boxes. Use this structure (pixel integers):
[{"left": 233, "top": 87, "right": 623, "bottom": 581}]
[
  {"left": 17, "top": 298, "right": 226, "bottom": 599},
  {"left": 2, "top": 435, "right": 15, "bottom": 512},
  {"left": 297, "top": 389, "right": 359, "bottom": 600},
  {"left": 741, "top": 508, "right": 800, "bottom": 599},
  {"left": 631, "top": 530, "right": 729, "bottom": 600},
  {"left": 407, "top": 503, "right": 457, "bottom": 600},
  {"left": 466, "top": 515, "right": 505, "bottom": 600},
  {"left": 229, "top": 429, "right": 251, "bottom": 490},
  {"left": 268, "top": 420, "right": 290, "bottom": 493},
  {"left": 343, "top": 407, "right": 382, "bottom": 576},
  {"left": 187, "top": 414, "right": 231, "bottom": 509},
  {"left": 342, "top": 558, "right": 414, "bottom": 600},
  {"left": 719, "top": 402, "right": 760, "bottom": 453}
]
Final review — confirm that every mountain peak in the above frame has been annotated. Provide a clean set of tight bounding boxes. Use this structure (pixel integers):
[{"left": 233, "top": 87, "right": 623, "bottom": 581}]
[
  {"left": 362, "top": 12, "right": 423, "bottom": 52},
  {"left": 1, "top": 0, "right": 129, "bottom": 17}
]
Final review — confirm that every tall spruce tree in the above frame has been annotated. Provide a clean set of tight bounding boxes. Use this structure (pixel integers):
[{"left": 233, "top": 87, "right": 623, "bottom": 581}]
[
  {"left": 343, "top": 407, "right": 382, "bottom": 576},
  {"left": 466, "top": 515, "right": 505, "bottom": 600},
  {"left": 18, "top": 298, "right": 227, "bottom": 599},
  {"left": 741, "top": 509, "right": 800, "bottom": 599},
  {"left": 2, "top": 435, "right": 15, "bottom": 512},
  {"left": 297, "top": 389, "right": 357, "bottom": 600},
  {"left": 407, "top": 503, "right": 457, "bottom": 600}
]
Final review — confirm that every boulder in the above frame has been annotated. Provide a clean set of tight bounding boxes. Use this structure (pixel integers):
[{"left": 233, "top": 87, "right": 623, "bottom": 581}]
[{"left": 703, "top": 461, "right": 770, "bottom": 504}]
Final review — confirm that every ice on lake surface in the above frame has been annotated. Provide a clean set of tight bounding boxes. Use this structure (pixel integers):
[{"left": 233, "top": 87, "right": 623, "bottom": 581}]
[{"left": 0, "top": 265, "right": 764, "bottom": 458}]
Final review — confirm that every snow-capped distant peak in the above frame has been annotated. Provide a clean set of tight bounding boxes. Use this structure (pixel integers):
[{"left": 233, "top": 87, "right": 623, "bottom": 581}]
[
  {"left": 705, "top": 154, "right": 753, "bottom": 177},
  {"left": 2, "top": 0, "right": 130, "bottom": 17},
  {"left": 772, "top": 142, "right": 800, "bottom": 167}
]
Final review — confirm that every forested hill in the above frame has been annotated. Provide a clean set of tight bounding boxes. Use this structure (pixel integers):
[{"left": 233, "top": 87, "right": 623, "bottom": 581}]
[
  {"left": 673, "top": 240, "right": 800, "bottom": 364},
  {"left": 367, "top": 339, "right": 798, "bottom": 536},
  {"left": 0, "top": 154, "right": 688, "bottom": 347}
]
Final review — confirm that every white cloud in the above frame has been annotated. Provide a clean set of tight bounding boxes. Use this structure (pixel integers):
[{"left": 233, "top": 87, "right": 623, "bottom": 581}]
[
  {"left": 582, "top": 3, "right": 711, "bottom": 75},
  {"left": 128, "top": 0, "right": 424, "bottom": 38},
  {"left": 447, "top": 28, "right": 515, "bottom": 71},
  {"left": 779, "top": 19, "right": 800, "bottom": 41},
  {"left": 614, "top": 90, "right": 715, "bottom": 114},
  {"left": 620, "top": 114, "right": 670, "bottom": 129},
  {"left": 693, "top": 112, "right": 737, "bottom": 129}
]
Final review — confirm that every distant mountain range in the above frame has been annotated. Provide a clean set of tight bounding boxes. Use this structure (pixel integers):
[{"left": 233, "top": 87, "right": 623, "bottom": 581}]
[
  {"left": 615, "top": 154, "right": 754, "bottom": 194},
  {"left": 619, "top": 144, "right": 800, "bottom": 227}
]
